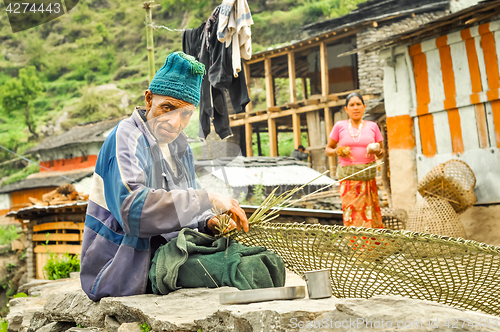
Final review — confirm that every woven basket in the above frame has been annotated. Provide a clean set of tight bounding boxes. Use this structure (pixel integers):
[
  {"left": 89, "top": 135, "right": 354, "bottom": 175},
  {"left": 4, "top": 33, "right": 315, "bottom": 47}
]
[
  {"left": 228, "top": 222, "right": 500, "bottom": 315},
  {"left": 407, "top": 197, "right": 466, "bottom": 239},
  {"left": 417, "top": 159, "right": 476, "bottom": 213},
  {"left": 381, "top": 207, "right": 408, "bottom": 230}
]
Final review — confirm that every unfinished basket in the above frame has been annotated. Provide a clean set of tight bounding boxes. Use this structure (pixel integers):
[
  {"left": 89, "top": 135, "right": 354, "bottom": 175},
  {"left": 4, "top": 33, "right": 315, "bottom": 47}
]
[
  {"left": 228, "top": 222, "right": 500, "bottom": 316},
  {"left": 407, "top": 197, "right": 466, "bottom": 239},
  {"left": 381, "top": 207, "right": 408, "bottom": 230},
  {"left": 417, "top": 159, "right": 476, "bottom": 213}
]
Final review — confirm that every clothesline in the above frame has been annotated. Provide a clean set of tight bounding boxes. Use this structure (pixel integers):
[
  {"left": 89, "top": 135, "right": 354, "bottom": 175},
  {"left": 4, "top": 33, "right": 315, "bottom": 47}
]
[{"left": 145, "top": 22, "right": 186, "bottom": 32}]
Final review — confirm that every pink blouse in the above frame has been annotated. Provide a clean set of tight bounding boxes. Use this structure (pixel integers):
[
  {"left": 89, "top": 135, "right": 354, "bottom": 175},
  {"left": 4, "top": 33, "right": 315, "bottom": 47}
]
[{"left": 329, "top": 120, "right": 383, "bottom": 167}]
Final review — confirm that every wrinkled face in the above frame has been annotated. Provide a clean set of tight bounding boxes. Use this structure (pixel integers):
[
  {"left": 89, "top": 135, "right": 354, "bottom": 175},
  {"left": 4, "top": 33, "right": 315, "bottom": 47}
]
[
  {"left": 144, "top": 90, "right": 195, "bottom": 144},
  {"left": 344, "top": 96, "right": 366, "bottom": 121}
]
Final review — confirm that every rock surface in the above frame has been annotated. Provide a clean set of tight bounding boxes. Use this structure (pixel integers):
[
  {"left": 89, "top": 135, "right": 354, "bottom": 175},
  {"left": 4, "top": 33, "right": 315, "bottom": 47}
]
[{"left": 7, "top": 272, "right": 499, "bottom": 332}]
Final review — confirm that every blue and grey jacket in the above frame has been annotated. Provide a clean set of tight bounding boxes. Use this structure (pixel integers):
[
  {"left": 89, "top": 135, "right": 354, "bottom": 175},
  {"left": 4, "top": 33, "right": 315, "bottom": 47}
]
[{"left": 80, "top": 108, "right": 213, "bottom": 301}]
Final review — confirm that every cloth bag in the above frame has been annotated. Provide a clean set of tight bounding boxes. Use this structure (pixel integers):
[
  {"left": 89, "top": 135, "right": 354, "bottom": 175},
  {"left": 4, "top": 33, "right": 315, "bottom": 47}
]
[{"left": 149, "top": 228, "right": 286, "bottom": 294}]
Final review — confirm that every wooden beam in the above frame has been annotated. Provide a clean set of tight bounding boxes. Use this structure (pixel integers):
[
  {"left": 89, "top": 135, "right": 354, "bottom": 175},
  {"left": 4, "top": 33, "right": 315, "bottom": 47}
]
[
  {"left": 292, "top": 112, "right": 301, "bottom": 149},
  {"left": 268, "top": 116, "right": 278, "bottom": 157},
  {"left": 301, "top": 78, "right": 308, "bottom": 100},
  {"left": 229, "top": 94, "right": 376, "bottom": 126},
  {"left": 256, "top": 127, "right": 262, "bottom": 156},
  {"left": 324, "top": 108, "right": 335, "bottom": 177},
  {"left": 320, "top": 41, "right": 329, "bottom": 97},
  {"left": 245, "top": 28, "right": 363, "bottom": 64},
  {"left": 265, "top": 57, "right": 275, "bottom": 108},
  {"left": 288, "top": 51, "right": 297, "bottom": 103}
]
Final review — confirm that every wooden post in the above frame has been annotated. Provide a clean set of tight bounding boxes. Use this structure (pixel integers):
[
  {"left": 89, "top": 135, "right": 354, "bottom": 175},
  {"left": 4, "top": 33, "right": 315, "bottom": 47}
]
[
  {"left": 243, "top": 61, "right": 253, "bottom": 157},
  {"left": 268, "top": 116, "right": 278, "bottom": 157},
  {"left": 320, "top": 41, "right": 334, "bottom": 176},
  {"left": 288, "top": 52, "right": 297, "bottom": 103},
  {"left": 256, "top": 126, "right": 262, "bottom": 156},
  {"left": 265, "top": 57, "right": 275, "bottom": 108},
  {"left": 301, "top": 78, "right": 308, "bottom": 100},
  {"left": 144, "top": 2, "right": 155, "bottom": 83},
  {"left": 292, "top": 113, "right": 301, "bottom": 149},
  {"left": 320, "top": 42, "right": 329, "bottom": 97},
  {"left": 265, "top": 57, "right": 277, "bottom": 156},
  {"left": 289, "top": 51, "right": 301, "bottom": 148}
]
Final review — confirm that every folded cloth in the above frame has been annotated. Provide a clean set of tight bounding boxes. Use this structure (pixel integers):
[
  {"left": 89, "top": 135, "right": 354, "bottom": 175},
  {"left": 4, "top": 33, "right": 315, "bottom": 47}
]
[
  {"left": 149, "top": 228, "right": 286, "bottom": 295},
  {"left": 336, "top": 161, "right": 377, "bottom": 181}
]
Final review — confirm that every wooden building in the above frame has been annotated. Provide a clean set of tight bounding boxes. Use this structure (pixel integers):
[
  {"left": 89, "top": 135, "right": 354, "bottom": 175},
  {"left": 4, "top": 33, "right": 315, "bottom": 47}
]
[{"left": 233, "top": 0, "right": 478, "bottom": 179}]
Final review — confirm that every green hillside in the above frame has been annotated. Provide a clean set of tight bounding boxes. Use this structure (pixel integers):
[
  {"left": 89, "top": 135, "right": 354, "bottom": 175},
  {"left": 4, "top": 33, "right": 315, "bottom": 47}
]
[{"left": 0, "top": 0, "right": 366, "bottom": 178}]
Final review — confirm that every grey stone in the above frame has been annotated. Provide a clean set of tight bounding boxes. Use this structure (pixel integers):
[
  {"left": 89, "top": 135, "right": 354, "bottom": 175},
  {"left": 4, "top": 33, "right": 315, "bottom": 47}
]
[
  {"left": 104, "top": 316, "right": 121, "bottom": 332},
  {"left": 65, "top": 328, "right": 102, "bottom": 332},
  {"left": 34, "top": 322, "right": 56, "bottom": 332},
  {"left": 28, "top": 312, "right": 48, "bottom": 332},
  {"left": 69, "top": 272, "right": 80, "bottom": 279},
  {"left": 9, "top": 270, "right": 500, "bottom": 332},
  {"left": 117, "top": 323, "right": 141, "bottom": 332},
  {"left": 35, "top": 322, "right": 74, "bottom": 332},
  {"left": 43, "top": 291, "right": 104, "bottom": 328}
]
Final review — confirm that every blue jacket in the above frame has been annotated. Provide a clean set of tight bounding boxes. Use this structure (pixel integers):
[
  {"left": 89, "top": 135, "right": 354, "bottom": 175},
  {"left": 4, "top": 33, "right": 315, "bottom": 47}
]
[{"left": 80, "top": 108, "right": 213, "bottom": 301}]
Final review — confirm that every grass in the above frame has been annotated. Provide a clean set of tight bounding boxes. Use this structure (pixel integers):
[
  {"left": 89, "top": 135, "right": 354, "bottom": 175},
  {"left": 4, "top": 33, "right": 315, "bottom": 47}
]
[{"left": 0, "top": 225, "right": 21, "bottom": 246}]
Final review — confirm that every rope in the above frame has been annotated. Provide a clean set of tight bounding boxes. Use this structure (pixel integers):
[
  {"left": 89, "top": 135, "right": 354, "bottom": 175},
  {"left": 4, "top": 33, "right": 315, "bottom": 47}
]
[{"left": 145, "top": 22, "right": 186, "bottom": 32}]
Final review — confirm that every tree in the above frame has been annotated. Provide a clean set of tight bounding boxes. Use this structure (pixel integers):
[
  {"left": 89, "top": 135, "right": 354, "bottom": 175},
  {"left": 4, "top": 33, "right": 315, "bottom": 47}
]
[{"left": 0, "top": 66, "right": 43, "bottom": 139}]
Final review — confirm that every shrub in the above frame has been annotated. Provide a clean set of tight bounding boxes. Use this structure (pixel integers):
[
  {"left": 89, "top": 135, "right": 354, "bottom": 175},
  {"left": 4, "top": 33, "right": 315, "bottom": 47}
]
[
  {"left": 43, "top": 252, "right": 80, "bottom": 280},
  {"left": 0, "top": 225, "right": 21, "bottom": 245}
]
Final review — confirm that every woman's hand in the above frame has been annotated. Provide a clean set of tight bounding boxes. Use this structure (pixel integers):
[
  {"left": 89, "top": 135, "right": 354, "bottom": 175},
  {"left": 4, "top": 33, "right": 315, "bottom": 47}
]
[
  {"left": 207, "top": 193, "right": 249, "bottom": 232},
  {"left": 366, "top": 142, "right": 384, "bottom": 158},
  {"left": 336, "top": 146, "right": 353, "bottom": 159}
]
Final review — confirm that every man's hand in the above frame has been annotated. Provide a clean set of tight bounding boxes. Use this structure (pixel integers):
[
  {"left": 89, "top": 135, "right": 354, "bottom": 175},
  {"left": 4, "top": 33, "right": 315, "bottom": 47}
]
[
  {"left": 208, "top": 193, "right": 249, "bottom": 232},
  {"left": 207, "top": 215, "right": 237, "bottom": 235}
]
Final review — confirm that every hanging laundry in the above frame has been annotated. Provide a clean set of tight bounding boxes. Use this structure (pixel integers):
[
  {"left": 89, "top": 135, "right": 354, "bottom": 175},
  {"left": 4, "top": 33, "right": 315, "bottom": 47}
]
[
  {"left": 182, "top": 6, "right": 250, "bottom": 141},
  {"left": 217, "top": 0, "right": 253, "bottom": 78}
]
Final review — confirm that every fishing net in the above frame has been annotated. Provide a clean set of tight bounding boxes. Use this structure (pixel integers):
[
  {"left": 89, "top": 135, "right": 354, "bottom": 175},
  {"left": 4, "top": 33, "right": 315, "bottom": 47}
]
[
  {"left": 417, "top": 159, "right": 477, "bottom": 213},
  {"left": 407, "top": 197, "right": 466, "bottom": 238},
  {"left": 228, "top": 222, "right": 500, "bottom": 316}
]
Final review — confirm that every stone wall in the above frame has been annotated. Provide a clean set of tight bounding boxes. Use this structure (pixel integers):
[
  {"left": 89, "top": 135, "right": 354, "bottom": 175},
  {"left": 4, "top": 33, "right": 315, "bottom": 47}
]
[{"left": 357, "top": 12, "right": 448, "bottom": 110}]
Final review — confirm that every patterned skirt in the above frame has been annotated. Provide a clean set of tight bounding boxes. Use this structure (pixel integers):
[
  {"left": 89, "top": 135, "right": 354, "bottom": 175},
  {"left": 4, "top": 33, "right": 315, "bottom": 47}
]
[{"left": 339, "top": 179, "right": 383, "bottom": 228}]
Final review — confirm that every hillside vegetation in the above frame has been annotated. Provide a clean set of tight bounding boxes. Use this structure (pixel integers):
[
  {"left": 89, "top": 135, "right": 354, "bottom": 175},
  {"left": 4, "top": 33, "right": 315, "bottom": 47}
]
[{"left": 0, "top": 0, "right": 366, "bottom": 175}]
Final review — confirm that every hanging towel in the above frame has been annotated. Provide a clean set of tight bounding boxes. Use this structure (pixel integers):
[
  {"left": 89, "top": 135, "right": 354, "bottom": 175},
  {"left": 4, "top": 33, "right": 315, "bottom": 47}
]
[
  {"left": 217, "top": 0, "right": 253, "bottom": 77},
  {"left": 149, "top": 228, "right": 286, "bottom": 295}
]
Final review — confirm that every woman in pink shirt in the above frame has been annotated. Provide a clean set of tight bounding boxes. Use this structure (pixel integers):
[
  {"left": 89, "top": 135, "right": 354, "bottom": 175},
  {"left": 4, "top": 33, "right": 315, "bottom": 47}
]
[{"left": 325, "top": 93, "right": 384, "bottom": 228}]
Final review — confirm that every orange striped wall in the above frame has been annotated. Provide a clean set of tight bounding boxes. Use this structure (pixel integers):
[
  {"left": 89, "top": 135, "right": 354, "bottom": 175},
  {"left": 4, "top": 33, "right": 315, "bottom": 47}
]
[
  {"left": 386, "top": 115, "right": 415, "bottom": 150},
  {"left": 407, "top": 22, "right": 500, "bottom": 157},
  {"left": 39, "top": 155, "right": 97, "bottom": 172}
]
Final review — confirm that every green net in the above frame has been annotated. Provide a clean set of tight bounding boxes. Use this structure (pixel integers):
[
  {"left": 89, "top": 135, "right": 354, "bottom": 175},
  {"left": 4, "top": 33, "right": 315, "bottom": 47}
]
[{"left": 228, "top": 222, "right": 500, "bottom": 316}]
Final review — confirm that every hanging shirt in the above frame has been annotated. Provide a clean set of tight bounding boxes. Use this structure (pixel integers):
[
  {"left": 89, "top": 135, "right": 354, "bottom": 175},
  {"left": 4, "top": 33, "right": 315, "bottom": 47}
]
[{"left": 159, "top": 143, "right": 178, "bottom": 177}]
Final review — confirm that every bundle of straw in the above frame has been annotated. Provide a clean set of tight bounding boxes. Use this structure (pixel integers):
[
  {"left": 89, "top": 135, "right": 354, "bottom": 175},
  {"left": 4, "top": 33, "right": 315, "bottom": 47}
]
[{"left": 214, "top": 161, "right": 383, "bottom": 237}]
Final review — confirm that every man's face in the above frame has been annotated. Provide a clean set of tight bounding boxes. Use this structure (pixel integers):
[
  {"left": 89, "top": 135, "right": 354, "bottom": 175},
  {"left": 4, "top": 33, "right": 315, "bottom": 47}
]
[{"left": 144, "top": 90, "right": 195, "bottom": 144}]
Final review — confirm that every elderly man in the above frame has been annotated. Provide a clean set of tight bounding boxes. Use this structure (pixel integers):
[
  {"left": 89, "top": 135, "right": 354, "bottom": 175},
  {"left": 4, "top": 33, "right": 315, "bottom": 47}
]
[{"left": 80, "top": 52, "right": 248, "bottom": 301}]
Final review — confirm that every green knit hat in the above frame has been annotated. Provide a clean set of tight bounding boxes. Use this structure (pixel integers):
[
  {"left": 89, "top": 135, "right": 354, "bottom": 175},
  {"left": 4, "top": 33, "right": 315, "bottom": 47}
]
[{"left": 148, "top": 52, "right": 205, "bottom": 106}]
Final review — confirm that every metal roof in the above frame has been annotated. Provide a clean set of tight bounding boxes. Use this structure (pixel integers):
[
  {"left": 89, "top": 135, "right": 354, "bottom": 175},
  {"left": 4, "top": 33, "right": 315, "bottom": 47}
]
[
  {"left": 7, "top": 201, "right": 88, "bottom": 219},
  {"left": 26, "top": 117, "right": 126, "bottom": 154},
  {"left": 338, "top": 0, "right": 500, "bottom": 56},
  {"left": 204, "top": 165, "right": 336, "bottom": 187},
  {"left": 0, "top": 169, "right": 94, "bottom": 194}
]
